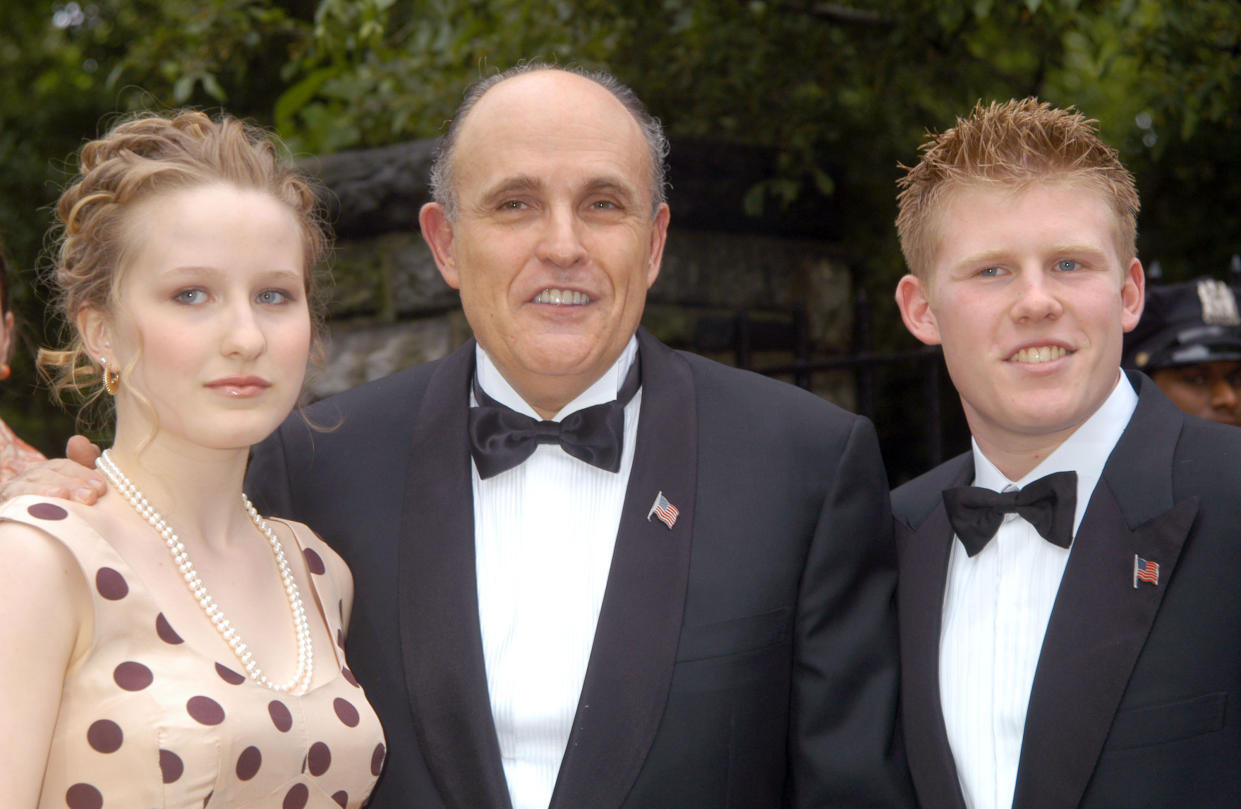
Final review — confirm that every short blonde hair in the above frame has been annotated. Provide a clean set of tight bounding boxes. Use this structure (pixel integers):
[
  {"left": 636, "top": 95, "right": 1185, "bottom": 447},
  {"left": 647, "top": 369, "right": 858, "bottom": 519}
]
[
  {"left": 896, "top": 98, "right": 1139, "bottom": 278},
  {"left": 41, "top": 110, "right": 327, "bottom": 416}
]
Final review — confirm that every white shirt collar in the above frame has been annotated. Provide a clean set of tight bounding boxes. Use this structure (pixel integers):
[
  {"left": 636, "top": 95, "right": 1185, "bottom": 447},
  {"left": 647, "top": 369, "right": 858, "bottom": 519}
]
[
  {"left": 971, "top": 371, "right": 1139, "bottom": 536},
  {"left": 473, "top": 336, "right": 640, "bottom": 422}
]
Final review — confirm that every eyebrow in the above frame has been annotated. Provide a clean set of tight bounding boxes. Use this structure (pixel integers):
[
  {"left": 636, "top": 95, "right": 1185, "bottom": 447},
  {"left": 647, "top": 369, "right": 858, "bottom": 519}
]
[
  {"left": 478, "top": 175, "right": 544, "bottom": 208},
  {"left": 582, "top": 177, "right": 640, "bottom": 206},
  {"left": 161, "top": 265, "right": 303, "bottom": 282},
  {"left": 952, "top": 244, "right": 1111, "bottom": 268},
  {"left": 1048, "top": 243, "right": 1110, "bottom": 260},
  {"left": 476, "top": 174, "right": 642, "bottom": 209}
]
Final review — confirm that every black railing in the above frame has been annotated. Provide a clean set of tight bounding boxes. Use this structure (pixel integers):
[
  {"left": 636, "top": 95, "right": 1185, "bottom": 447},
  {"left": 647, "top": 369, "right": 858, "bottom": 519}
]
[{"left": 661, "top": 290, "right": 962, "bottom": 484}]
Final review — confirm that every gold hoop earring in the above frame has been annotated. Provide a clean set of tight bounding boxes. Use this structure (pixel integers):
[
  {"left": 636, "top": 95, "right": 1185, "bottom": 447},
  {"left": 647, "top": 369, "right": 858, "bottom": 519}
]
[{"left": 101, "top": 359, "right": 120, "bottom": 396}]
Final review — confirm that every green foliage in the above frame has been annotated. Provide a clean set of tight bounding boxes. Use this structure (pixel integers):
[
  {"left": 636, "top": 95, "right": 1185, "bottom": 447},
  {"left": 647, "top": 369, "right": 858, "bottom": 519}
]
[{"left": 1, "top": 0, "right": 1240, "bottom": 449}]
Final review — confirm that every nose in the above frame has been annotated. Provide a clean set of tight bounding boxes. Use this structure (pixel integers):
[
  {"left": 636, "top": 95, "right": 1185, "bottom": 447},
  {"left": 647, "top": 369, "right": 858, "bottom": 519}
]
[
  {"left": 221, "top": 300, "right": 266, "bottom": 359},
  {"left": 1010, "top": 270, "right": 1064, "bottom": 322},
  {"left": 1209, "top": 377, "right": 1238, "bottom": 412},
  {"left": 535, "top": 205, "right": 587, "bottom": 269}
]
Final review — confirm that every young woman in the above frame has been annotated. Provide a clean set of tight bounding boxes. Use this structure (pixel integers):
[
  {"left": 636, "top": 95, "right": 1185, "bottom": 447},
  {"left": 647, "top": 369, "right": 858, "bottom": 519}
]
[{"left": 0, "top": 111, "right": 384, "bottom": 808}]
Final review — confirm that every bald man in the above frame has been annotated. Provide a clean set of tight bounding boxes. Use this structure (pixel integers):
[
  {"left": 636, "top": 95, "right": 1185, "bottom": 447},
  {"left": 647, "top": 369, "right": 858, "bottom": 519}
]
[{"left": 247, "top": 64, "right": 911, "bottom": 809}]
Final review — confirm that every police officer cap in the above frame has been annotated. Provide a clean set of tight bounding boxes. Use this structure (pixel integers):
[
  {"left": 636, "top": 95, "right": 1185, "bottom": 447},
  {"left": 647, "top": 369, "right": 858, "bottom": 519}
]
[{"left": 1123, "top": 278, "right": 1241, "bottom": 370}]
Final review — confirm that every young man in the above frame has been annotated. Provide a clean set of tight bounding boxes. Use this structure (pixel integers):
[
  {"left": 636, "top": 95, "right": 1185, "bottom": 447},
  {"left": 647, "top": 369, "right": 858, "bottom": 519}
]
[{"left": 892, "top": 99, "right": 1241, "bottom": 809}]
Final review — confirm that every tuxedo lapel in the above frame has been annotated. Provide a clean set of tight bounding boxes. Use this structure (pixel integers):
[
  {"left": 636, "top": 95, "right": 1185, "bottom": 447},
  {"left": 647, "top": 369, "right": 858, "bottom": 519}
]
[
  {"left": 398, "top": 339, "right": 513, "bottom": 809},
  {"left": 897, "top": 459, "right": 971, "bottom": 809},
  {"left": 1013, "top": 378, "right": 1198, "bottom": 809},
  {"left": 548, "top": 329, "right": 698, "bottom": 809}
]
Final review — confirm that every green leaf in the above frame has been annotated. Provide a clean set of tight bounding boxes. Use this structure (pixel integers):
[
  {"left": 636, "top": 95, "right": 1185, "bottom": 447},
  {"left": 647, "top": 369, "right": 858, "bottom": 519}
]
[
  {"left": 743, "top": 182, "right": 766, "bottom": 217},
  {"left": 275, "top": 66, "right": 341, "bottom": 133},
  {"left": 201, "top": 73, "right": 226, "bottom": 101},
  {"left": 812, "top": 166, "right": 835, "bottom": 197},
  {"left": 173, "top": 73, "right": 195, "bottom": 103}
]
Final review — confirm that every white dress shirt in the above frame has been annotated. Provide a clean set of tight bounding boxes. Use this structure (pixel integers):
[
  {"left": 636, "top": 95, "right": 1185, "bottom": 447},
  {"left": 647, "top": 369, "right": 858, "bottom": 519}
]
[
  {"left": 472, "top": 338, "right": 641, "bottom": 809},
  {"left": 939, "top": 373, "right": 1138, "bottom": 809}
]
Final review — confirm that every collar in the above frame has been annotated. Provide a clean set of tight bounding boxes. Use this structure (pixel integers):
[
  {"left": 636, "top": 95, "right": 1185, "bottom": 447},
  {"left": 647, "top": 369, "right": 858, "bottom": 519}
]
[
  {"left": 971, "top": 370, "right": 1138, "bottom": 536},
  {"left": 473, "top": 336, "right": 640, "bottom": 422}
]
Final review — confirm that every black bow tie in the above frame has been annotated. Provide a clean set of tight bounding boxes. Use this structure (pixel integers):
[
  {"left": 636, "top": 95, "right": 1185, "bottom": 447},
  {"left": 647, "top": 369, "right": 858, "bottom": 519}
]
[
  {"left": 467, "top": 355, "right": 642, "bottom": 480},
  {"left": 941, "top": 470, "right": 1077, "bottom": 557}
]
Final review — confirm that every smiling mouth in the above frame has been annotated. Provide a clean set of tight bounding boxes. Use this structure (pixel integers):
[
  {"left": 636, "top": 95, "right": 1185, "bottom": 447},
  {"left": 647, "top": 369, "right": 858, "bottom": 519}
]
[
  {"left": 1009, "top": 345, "right": 1071, "bottom": 364},
  {"left": 533, "top": 288, "right": 591, "bottom": 305}
]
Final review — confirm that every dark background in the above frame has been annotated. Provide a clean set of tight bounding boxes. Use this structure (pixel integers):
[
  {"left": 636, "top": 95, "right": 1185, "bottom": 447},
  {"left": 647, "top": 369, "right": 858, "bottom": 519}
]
[{"left": 2, "top": 0, "right": 1237, "bottom": 483}]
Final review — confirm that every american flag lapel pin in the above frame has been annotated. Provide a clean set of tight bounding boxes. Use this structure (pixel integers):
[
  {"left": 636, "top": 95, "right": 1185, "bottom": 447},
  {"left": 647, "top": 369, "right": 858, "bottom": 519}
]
[
  {"left": 1133, "top": 554, "right": 1160, "bottom": 588},
  {"left": 647, "top": 490, "right": 679, "bottom": 530}
]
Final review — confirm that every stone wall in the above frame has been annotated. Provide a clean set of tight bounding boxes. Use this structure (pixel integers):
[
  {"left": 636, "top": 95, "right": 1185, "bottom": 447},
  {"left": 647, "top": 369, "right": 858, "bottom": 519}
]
[{"left": 301, "top": 137, "right": 855, "bottom": 409}]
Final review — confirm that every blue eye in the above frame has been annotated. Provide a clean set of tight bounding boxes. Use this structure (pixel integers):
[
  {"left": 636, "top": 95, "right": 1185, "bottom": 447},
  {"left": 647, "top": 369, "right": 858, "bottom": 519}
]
[
  {"left": 1056, "top": 259, "right": 1078, "bottom": 272},
  {"left": 256, "top": 289, "right": 290, "bottom": 305},
  {"left": 979, "top": 267, "right": 1000, "bottom": 277},
  {"left": 174, "top": 289, "right": 206, "bottom": 304}
]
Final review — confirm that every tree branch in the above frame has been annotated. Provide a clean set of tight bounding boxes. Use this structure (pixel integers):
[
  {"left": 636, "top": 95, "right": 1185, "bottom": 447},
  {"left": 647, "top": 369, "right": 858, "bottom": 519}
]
[{"left": 778, "top": 2, "right": 894, "bottom": 27}]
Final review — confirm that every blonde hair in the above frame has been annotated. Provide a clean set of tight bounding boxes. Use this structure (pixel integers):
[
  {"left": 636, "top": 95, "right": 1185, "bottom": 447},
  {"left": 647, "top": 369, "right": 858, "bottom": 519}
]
[
  {"left": 40, "top": 110, "right": 327, "bottom": 420},
  {"left": 896, "top": 98, "right": 1139, "bottom": 278}
]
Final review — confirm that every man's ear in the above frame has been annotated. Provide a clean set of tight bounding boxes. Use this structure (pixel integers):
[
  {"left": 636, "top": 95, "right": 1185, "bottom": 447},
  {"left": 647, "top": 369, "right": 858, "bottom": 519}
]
[
  {"left": 419, "top": 202, "right": 460, "bottom": 290},
  {"left": 1120, "top": 257, "right": 1145, "bottom": 333},
  {"left": 645, "top": 203, "right": 671, "bottom": 289},
  {"left": 894, "top": 273, "right": 942, "bottom": 346},
  {"left": 76, "top": 307, "right": 112, "bottom": 363}
]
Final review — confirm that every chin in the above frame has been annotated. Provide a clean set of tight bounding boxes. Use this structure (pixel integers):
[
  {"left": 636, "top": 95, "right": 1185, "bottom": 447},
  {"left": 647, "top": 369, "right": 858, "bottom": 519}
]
[
  {"left": 523, "top": 338, "right": 605, "bottom": 375},
  {"left": 1012, "top": 407, "right": 1092, "bottom": 437},
  {"left": 205, "top": 420, "right": 289, "bottom": 451}
]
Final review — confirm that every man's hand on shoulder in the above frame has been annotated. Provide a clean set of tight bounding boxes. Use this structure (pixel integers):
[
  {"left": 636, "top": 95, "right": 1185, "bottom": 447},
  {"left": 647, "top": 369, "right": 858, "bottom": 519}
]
[{"left": 1, "top": 435, "right": 106, "bottom": 504}]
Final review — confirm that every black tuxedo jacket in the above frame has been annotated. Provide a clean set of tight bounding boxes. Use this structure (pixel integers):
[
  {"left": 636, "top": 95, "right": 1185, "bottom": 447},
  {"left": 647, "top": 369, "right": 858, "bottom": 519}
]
[
  {"left": 892, "top": 372, "right": 1241, "bottom": 809},
  {"left": 248, "top": 329, "right": 912, "bottom": 809}
]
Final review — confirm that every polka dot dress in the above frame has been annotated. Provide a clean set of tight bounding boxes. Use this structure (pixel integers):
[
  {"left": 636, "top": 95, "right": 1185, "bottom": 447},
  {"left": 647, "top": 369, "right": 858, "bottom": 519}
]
[{"left": 1, "top": 496, "right": 385, "bottom": 809}]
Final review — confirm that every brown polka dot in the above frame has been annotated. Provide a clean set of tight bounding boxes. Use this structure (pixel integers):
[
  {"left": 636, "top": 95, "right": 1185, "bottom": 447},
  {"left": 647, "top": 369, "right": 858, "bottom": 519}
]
[
  {"left": 283, "top": 783, "right": 309, "bottom": 809},
  {"left": 303, "top": 547, "right": 325, "bottom": 575},
  {"left": 186, "top": 695, "right": 225, "bottom": 725},
  {"left": 341, "top": 666, "right": 359, "bottom": 688},
  {"left": 336, "top": 627, "right": 345, "bottom": 649},
  {"left": 27, "top": 502, "right": 67, "bottom": 520},
  {"left": 156, "top": 613, "right": 184, "bottom": 644},
  {"left": 215, "top": 662, "right": 245, "bottom": 685},
  {"left": 307, "top": 741, "right": 331, "bottom": 775},
  {"left": 371, "top": 742, "right": 385, "bottom": 776},
  {"left": 236, "top": 745, "right": 262, "bottom": 780},
  {"left": 331, "top": 791, "right": 348, "bottom": 808},
  {"left": 160, "top": 749, "right": 184, "bottom": 783},
  {"left": 113, "top": 661, "right": 153, "bottom": 691},
  {"left": 95, "top": 567, "right": 128, "bottom": 600},
  {"left": 86, "top": 719, "right": 123, "bottom": 753},
  {"left": 268, "top": 699, "right": 293, "bottom": 732},
  {"left": 333, "top": 697, "right": 360, "bottom": 727},
  {"left": 338, "top": 599, "right": 343, "bottom": 620},
  {"left": 203, "top": 790, "right": 213, "bottom": 807},
  {"left": 65, "top": 783, "right": 102, "bottom": 809}
]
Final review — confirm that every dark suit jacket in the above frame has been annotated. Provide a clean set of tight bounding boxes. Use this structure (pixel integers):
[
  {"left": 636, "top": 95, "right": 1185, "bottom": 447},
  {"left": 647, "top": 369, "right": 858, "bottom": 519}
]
[
  {"left": 247, "top": 328, "right": 911, "bottom": 809},
  {"left": 892, "top": 371, "right": 1241, "bottom": 809}
]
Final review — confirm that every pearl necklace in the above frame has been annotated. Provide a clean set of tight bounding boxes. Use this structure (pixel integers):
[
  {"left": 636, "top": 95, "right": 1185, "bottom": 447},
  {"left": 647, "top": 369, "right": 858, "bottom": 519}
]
[{"left": 96, "top": 449, "right": 313, "bottom": 694}]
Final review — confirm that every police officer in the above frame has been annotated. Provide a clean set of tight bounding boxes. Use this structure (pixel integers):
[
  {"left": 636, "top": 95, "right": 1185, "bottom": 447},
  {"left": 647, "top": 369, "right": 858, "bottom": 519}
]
[{"left": 1123, "top": 277, "right": 1241, "bottom": 426}]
